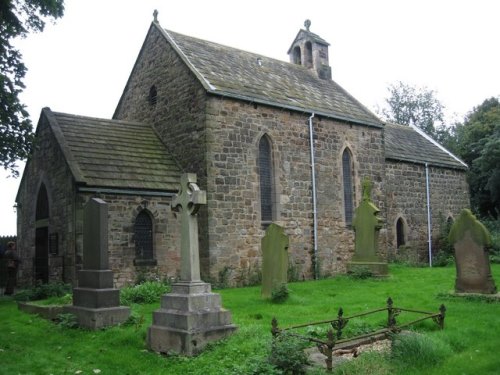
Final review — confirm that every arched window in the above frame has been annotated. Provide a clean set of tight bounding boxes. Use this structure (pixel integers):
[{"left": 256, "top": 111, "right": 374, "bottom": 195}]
[
  {"left": 259, "top": 135, "right": 274, "bottom": 225},
  {"left": 293, "top": 46, "right": 301, "bottom": 65},
  {"left": 396, "top": 218, "right": 406, "bottom": 248},
  {"left": 148, "top": 85, "right": 158, "bottom": 106},
  {"left": 134, "top": 211, "right": 153, "bottom": 260},
  {"left": 342, "top": 148, "right": 354, "bottom": 226},
  {"left": 305, "top": 41, "right": 313, "bottom": 67},
  {"left": 36, "top": 183, "right": 49, "bottom": 221}
]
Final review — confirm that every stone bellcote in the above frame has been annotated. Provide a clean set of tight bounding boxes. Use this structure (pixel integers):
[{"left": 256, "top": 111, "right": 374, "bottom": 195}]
[{"left": 287, "top": 20, "right": 332, "bottom": 80}]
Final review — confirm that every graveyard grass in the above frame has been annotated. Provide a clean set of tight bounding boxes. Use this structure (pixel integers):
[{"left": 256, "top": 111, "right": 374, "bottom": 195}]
[{"left": 1, "top": 264, "right": 500, "bottom": 374}]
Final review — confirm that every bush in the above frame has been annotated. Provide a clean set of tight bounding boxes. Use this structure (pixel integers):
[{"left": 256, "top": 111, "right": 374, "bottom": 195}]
[
  {"left": 269, "top": 334, "right": 309, "bottom": 374},
  {"left": 120, "top": 280, "right": 171, "bottom": 305},
  {"left": 271, "top": 284, "right": 289, "bottom": 304},
  {"left": 14, "top": 282, "right": 72, "bottom": 302},
  {"left": 56, "top": 313, "right": 78, "bottom": 329},
  {"left": 390, "top": 332, "right": 452, "bottom": 370},
  {"left": 348, "top": 266, "right": 373, "bottom": 279}
]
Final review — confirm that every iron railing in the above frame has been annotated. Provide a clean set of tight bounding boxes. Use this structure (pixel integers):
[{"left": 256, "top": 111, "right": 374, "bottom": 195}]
[{"left": 271, "top": 297, "right": 446, "bottom": 372}]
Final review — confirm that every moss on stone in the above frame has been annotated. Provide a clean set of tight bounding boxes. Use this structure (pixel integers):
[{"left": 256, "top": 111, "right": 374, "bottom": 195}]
[{"left": 449, "top": 209, "right": 491, "bottom": 247}]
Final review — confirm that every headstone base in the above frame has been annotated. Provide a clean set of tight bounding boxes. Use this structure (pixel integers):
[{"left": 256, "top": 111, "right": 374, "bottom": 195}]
[
  {"left": 455, "top": 278, "right": 497, "bottom": 295},
  {"left": 66, "top": 269, "right": 130, "bottom": 329},
  {"left": 63, "top": 305, "right": 130, "bottom": 329},
  {"left": 347, "top": 261, "right": 389, "bottom": 276},
  {"left": 147, "top": 281, "right": 237, "bottom": 356}
]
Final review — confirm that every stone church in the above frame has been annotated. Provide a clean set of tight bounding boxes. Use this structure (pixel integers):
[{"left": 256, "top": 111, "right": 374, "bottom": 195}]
[{"left": 15, "top": 18, "right": 469, "bottom": 287}]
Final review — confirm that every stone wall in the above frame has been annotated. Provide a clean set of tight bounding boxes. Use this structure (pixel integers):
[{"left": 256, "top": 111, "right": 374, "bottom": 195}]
[
  {"left": 205, "top": 98, "right": 387, "bottom": 284},
  {"left": 385, "top": 161, "right": 469, "bottom": 261},
  {"left": 75, "top": 193, "right": 181, "bottom": 287},
  {"left": 16, "top": 114, "right": 77, "bottom": 286}
]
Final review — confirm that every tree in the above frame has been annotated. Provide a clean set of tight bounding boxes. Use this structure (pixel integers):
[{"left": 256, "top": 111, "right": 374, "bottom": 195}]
[
  {"left": 379, "top": 81, "right": 445, "bottom": 136},
  {"left": 454, "top": 98, "right": 500, "bottom": 218},
  {"left": 0, "top": 0, "right": 64, "bottom": 176}
]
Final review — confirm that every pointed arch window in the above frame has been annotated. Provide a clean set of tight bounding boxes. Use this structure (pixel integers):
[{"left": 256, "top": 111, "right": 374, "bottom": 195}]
[
  {"left": 134, "top": 210, "right": 154, "bottom": 260},
  {"left": 342, "top": 148, "right": 355, "bottom": 226},
  {"left": 148, "top": 85, "right": 158, "bottom": 106},
  {"left": 396, "top": 218, "right": 406, "bottom": 248},
  {"left": 259, "top": 135, "right": 274, "bottom": 225},
  {"left": 36, "top": 183, "right": 49, "bottom": 221}
]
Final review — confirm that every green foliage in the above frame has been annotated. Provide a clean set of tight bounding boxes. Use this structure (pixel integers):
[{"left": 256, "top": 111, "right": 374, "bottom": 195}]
[
  {"left": 453, "top": 98, "right": 500, "bottom": 218},
  {"left": 379, "top": 81, "right": 445, "bottom": 136},
  {"left": 31, "top": 293, "right": 72, "bottom": 306},
  {"left": 212, "top": 266, "right": 232, "bottom": 289},
  {"left": 235, "top": 262, "right": 262, "bottom": 287},
  {"left": 390, "top": 332, "right": 452, "bottom": 370},
  {"left": 287, "top": 260, "right": 301, "bottom": 282},
  {"left": 55, "top": 313, "right": 78, "bottom": 329},
  {"left": 0, "top": 0, "right": 65, "bottom": 175},
  {"left": 269, "top": 335, "right": 309, "bottom": 374},
  {"left": 348, "top": 265, "right": 374, "bottom": 279},
  {"left": 232, "top": 355, "right": 283, "bottom": 375},
  {"left": 433, "top": 214, "right": 455, "bottom": 267},
  {"left": 332, "top": 351, "right": 390, "bottom": 375},
  {"left": 270, "top": 283, "right": 289, "bottom": 304},
  {"left": 122, "top": 312, "right": 145, "bottom": 330},
  {"left": 13, "top": 281, "right": 72, "bottom": 302},
  {"left": 2, "top": 265, "right": 500, "bottom": 374},
  {"left": 120, "top": 280, "right": 170, "bottom": 306}
]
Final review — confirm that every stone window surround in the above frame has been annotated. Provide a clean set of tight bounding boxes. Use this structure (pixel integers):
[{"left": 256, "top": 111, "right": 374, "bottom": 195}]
[
  {"left": 340, "top": 146, "right": 356, "bottom": 227},
  {"left": 133, "top": 208, "right": 158, "bottom": 267},
  {"left": 256, "top": 133, "right": 280, "bottom": 228},
  {"left": 395, "top": 216, "right": 407, "bottom": 248}
]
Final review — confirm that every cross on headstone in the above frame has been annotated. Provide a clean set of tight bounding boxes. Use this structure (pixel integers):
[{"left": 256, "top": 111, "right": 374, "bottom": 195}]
[{"left": 171, "top": 173, "right": 206, "bottom": 282}]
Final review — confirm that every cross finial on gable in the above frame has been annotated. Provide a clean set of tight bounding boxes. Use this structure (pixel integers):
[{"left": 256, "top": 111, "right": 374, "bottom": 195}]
[
  {"left": 304, "top": 19, "right": 311, "bottom": 31},
  {"left": 153, "top": 9, "right": 159, "bottom": 23}
]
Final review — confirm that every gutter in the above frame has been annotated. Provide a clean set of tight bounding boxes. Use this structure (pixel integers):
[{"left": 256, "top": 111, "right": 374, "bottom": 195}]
[
  {"left": 77, "top": 187, "right": 176, "bottom": 197},
  {"left": 308, "top": 113, "right": 319, "bottom": 279}
]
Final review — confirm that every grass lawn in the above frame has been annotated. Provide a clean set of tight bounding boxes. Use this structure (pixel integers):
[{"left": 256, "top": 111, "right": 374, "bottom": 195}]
[{"left": 1, "top": 264, "right": 500, "bottom": 374}]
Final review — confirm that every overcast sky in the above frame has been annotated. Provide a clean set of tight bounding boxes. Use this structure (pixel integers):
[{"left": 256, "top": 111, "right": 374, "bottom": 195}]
[{"left": 1, "top": 0, "right": 499, "bottom": 235}]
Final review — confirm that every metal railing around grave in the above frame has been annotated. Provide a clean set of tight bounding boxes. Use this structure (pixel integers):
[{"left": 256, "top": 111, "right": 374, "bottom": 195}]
[{"left": 271, "top": 297, "right": 446, "bottom": 372}]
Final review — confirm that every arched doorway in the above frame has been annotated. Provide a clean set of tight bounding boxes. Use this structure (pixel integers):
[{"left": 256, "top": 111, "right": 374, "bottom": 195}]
[{"left": 35, "top": 183, "right": 49, "bottom": 283}]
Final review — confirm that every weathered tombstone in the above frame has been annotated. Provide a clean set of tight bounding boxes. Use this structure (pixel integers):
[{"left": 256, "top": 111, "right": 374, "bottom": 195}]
[
  {"left": 64, "top": 198, "right": 130, "bottom": 329},
  {"left": 347, "top": 177, "right": 388, "bottom": 276},
  {"left": 147, "top": 173, "right": 237, "bottom": 355},
  {"left": 261, "top": 223, "right": 289, "bottom": 299},
  {"left": 449, "top": 209, "right": 497, "bottom": 294}
]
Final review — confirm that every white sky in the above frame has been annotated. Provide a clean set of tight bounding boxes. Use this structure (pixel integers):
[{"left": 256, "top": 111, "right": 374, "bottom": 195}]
[{"left": 1, "top": 0, "right": 499, "bottom": 235}]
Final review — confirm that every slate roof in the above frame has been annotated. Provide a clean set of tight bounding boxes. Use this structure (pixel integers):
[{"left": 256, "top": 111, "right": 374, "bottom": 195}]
[
  {"left": 45, "top": 109, "right": 182, "bottom": 191},
  {"left": 384, "top": 123, "right": 467, "bottom": 170},
  {"left": 161, "top": 27, "right": 382, "bottom": 128}
]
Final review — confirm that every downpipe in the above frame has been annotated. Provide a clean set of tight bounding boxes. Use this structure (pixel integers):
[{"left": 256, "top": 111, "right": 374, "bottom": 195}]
[
  {"left": 425, "top": 163, "right": 432, "bottom": 267},
  {"left": 308, "top": 113, "right": 319, "bottom": 279}
]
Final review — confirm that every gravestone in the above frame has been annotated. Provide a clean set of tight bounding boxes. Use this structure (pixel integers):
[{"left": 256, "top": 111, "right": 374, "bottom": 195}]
[
  {"left": 347, "top": 177, "right": 388, "bottom": 276},
  {"left": 261, "top": 223, "right": 289, "bottom": 299},
  {"left": 64, "top": 198, "right": 130, "bottom": 329},
  {"left": 147, "top": 173, "right": 237, "bottom": 356},
  {"left": 449, "top": 209, "right": 497, "bottom": 294}
]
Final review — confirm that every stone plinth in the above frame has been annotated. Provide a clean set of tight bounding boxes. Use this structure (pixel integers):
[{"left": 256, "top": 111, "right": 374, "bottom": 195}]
[
  {"left": 64, "top": 268, "right": 130, "bottom": 329},
  {"left": 347, "top": 261, "right": 389, "bottom": 276},
  {"left": 147, "top": 282, "right": 237, "bottom": 355},
  {"left": 65, "top": 198, "right": 130, "bottom": 329}
]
